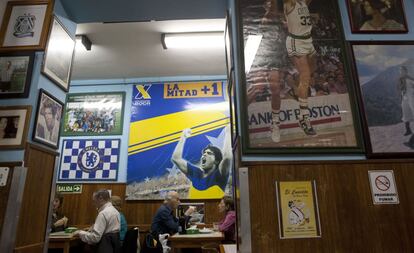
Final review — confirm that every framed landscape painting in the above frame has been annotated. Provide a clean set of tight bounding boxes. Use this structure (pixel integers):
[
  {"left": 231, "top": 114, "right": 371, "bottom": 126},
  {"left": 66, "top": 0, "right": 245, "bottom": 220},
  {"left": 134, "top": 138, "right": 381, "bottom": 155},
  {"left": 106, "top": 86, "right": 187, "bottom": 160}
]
[
  {"left": 0, "top": 51, "right": 34, "bottom": 98},
  {"left": 238, "top": 0, "right": 363, "bottom": 154},
  {"left": 351, "top": 41, "right": 414, "bottom": 157},
  {"left": 42, "top": 16, "right": 75, "bottom": 91},
  {"left": 346, "top": 0, "right": 408, "bottom": 33},
  {"left": 0, "top": 105, "right": 31, "bottom": 149},
  {"left": 62, "top": 92, "right": 125, "bottom": 136},
  {"left": 0, "top": 1, "right": 53, "bottom": 51}
]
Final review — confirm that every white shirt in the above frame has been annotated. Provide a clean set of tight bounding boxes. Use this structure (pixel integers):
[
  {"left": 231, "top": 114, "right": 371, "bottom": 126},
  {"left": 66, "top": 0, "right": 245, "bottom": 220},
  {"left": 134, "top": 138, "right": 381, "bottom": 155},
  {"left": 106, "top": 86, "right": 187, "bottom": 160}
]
[{"left": 79, "top": 202, "right": 120, "bottom": 244}]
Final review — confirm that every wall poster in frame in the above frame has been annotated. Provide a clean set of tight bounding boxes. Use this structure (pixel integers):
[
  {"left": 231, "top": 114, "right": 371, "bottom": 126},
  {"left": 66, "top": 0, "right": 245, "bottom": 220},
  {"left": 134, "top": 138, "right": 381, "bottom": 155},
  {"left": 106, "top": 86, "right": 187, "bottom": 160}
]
[
  {"left": 0, "top": 1, "right": 53, "bottom": 51},
  {"left": 0, "top": 105, "right": 31, "bottom": 149},
  {"left": 0, "top": 51, "right": 34, "bottom": 98},
  {"left": 42, "top": 16, "right": 75, "bottom": 92},
  {"left": 238, "top": 0, "right": 363, "bottom": 154},
  {"left": 346, "top": 0, "right": 408, "bottom": 33},
  {"left": 351, "top": 41, "right": 414, "bottom": 157},
  {"left": 33, "top": 89, "right": 64, "bottom": 149},
  {"left": 62, "top": 92, "right": 125, "bottom": 136},
  {"left": 225, "top": 11, "right": 238, "bottom": 147}
]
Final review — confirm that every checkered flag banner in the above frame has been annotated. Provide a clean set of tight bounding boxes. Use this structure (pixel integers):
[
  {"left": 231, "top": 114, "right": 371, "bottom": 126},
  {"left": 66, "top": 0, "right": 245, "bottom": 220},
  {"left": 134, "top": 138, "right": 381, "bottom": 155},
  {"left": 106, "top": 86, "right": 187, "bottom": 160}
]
[{"left": 59, "top": 139, "right": 120, "bottom": 181}]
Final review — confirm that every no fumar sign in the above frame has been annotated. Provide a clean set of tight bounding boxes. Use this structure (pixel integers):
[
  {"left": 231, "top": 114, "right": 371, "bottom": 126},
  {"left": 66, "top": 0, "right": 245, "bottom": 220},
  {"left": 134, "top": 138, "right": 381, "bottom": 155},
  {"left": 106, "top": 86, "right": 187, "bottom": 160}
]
[{"left": 368, "top": 170, "right": 399, "bottom": 205}]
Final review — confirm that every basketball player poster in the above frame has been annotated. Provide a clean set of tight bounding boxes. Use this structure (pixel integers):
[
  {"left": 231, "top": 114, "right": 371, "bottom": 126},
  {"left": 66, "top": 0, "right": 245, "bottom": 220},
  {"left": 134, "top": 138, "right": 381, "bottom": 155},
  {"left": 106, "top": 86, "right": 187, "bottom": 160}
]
[
  {"left": 126, "top": 81, "right": 233, "bottom": 200},
  {"left": 239, "top": 0, "right": 362, "bottom": 153}
]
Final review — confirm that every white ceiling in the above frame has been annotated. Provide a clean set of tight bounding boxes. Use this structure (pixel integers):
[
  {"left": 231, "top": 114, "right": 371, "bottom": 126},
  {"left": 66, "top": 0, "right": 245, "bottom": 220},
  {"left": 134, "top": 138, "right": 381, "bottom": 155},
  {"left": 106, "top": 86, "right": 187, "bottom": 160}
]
[{"left": 72, "top": 19, "right": 227, "bottom": 81}]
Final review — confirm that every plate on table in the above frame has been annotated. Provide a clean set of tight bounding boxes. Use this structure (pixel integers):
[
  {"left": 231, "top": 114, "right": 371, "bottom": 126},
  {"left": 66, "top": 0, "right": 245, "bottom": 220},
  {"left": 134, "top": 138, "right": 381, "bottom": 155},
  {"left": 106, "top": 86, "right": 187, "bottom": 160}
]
[{"left": 199, "top": 228, "right": 213, "bottom": 234}]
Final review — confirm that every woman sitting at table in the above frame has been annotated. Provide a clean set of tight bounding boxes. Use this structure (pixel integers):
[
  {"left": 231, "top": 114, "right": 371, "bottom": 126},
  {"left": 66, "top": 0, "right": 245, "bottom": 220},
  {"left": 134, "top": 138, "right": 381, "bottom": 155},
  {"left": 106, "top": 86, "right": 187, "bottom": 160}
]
[
  {"left": 51, "top": 194, "right": 68, "bottom": 232},
  {"left": 110, "top": 195, "right": 127, "bottom": 243},
  {"left": 218, "top": 195, "right": 236, "bottom": 243}
]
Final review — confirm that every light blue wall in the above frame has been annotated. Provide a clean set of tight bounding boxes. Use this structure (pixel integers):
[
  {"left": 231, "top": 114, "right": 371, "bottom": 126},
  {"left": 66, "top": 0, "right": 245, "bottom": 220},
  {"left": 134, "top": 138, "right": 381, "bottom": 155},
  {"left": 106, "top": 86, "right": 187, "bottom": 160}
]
[
  {"left": 63, "top": 75, "right": 226, "bottom": 183},
  {"left": 0, "top": 1, "right": 74, "bottom": 162}
]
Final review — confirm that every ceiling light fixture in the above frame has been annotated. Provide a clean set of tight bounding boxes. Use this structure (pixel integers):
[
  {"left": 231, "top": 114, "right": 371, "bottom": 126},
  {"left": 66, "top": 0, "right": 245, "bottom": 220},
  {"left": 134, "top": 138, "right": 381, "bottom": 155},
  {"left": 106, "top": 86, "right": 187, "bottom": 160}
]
[
  {"left": 76, "top": 34, "right": 92, "bottom": 51},
  {"left": 161, "top": 32, "right": 224, "bottom": 49}
]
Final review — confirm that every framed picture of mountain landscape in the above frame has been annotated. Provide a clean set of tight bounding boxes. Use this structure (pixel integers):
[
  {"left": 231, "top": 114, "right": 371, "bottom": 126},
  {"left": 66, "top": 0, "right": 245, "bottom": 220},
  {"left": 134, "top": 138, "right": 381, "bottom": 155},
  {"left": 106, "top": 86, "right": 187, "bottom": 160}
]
[{"left": 351, "top": 41, "right": 414, "bottom": 157}]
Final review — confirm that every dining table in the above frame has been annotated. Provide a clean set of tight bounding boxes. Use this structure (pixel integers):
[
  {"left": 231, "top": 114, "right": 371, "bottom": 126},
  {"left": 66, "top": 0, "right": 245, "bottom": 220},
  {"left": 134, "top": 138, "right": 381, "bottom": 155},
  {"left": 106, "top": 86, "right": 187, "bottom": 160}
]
[
  {"left": 48, "top": 231, "right": 82, "bottom": 253},
  {"left": 168, "top": 230, "right": 224, "bottom": 253}
]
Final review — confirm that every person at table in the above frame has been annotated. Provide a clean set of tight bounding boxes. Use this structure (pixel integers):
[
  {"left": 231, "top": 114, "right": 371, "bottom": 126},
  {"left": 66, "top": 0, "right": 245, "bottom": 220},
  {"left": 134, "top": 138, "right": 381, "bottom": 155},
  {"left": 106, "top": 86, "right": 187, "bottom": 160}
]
[
  {"left": 218, "top": 195, "right": 236, "bottom": 243},
  {"left": 110, "top": 195, "right": 127, "bottom": 243},
  {"left": 74, "top": 189, "right": 121, "bottom": 253},
  {"left": 51, "top": 194, "right": 68, "bottom": 232},
  {"left": 151, "top": 191, "right": 195, "bottom": 236}
]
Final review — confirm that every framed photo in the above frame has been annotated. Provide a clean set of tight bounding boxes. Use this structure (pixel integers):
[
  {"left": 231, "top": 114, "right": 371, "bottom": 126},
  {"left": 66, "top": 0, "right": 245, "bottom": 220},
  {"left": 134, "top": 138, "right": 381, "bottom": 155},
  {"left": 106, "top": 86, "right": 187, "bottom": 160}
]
[
  {"left": 228, "top": 69, "right": 239, "bottom": 148},
  {"left": 225, "top": 10, "right": 234, "bottom": 83},
  {"left": 351, "top": 41, "right": 414, "bottom": 157},
  {"left": 0, "top": 51, "right": 34, "bottom": 98},
  {"left": 0, "top": 1, "right": 53, "bottom": 51},
  {"left": 238, "top": 0, "right": 363, "bottom": 154},
  {"left": 42, "top": 16, "right": 75, "bottom": 92},
  {"left": 62, "top": 92, "right": 125, "bottom": 136},
  {"left": 0, "top": 105, "right": 31, "bottom": 149},
  {"left": 346, "top": 0, "right": 408, "bottom": 33},
  {"left": 33, "top": 89, "right": 63, "bottom": 149}
]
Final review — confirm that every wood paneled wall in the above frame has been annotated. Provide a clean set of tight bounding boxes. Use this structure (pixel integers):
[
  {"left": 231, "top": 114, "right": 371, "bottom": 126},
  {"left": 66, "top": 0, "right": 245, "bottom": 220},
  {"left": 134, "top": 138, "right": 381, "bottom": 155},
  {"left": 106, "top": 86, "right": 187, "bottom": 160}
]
[
  {"left": 246, "top": 160, "right": 414, "bottom": 253},
  {"left": 60, "top": 184, "right": 223, "bottom": 231},
  {"left": 14, "top": 143, "right": 57, "bottom": 253}
]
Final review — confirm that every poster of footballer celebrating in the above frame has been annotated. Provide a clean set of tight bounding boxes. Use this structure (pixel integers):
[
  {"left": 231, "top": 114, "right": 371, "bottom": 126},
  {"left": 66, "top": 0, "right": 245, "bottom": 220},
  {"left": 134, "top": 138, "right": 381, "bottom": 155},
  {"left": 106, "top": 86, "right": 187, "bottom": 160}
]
[{"left": 239, "top": 0, "right": 362, "bottom": 153}]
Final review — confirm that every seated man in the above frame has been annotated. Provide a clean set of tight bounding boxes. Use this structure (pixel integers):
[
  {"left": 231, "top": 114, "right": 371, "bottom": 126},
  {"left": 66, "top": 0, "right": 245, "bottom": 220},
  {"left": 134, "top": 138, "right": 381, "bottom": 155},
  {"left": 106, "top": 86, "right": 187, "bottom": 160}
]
[
  {"left": 151, "top": 191, "right": 194, "bottom": 236},
  {"left": 74, "top": 189, "right": 121, "bottom": 253}
]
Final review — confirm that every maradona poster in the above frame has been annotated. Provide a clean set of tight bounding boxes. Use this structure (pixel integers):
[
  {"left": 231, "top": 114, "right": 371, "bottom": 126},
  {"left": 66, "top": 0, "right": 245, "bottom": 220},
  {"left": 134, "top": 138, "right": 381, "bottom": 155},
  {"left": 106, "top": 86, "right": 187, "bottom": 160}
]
[{"left": 126, "top": 81, "right": 232, "bottom": 200}]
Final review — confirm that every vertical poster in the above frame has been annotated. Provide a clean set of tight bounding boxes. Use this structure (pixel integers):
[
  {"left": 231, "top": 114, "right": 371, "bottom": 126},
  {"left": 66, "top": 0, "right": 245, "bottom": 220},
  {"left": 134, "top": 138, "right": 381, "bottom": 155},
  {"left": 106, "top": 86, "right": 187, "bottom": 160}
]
[
  {"left": 276, "top": 180, "right": 321, "bottom": 239},
  {"left": 127, "top": 81, "right": 232, "bottom": 200}
]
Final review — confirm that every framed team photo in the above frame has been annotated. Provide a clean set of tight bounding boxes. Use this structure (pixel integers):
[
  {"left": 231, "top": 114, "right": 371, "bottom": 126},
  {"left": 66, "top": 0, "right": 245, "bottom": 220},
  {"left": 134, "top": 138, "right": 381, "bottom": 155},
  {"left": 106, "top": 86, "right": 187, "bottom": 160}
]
[
  {"left": 346, "top": 0, "right": 408, "bottom": 33},
  {"left": 33, "top": 89, "right": 63, "bottom": 149},
  {"left": 0, "top": 52, "right": 34, "bottom": 98},
  {"left": 0, "top": 1, "right": 53, "bottom": 51},
  {"left": 42, "top": 16, "right": 75, "bottom": 92},
  {"left": 62, "top": 92, "right": 125, "bottom": 136},
  {"left": 351, "top": 41, "right": 414, "bottom": 157},
  {"left": 0, "top": 105, "right": 31, "bottom": 149},
  {"left": 238, "top": 0, "right": 363, "bottom": 154}
]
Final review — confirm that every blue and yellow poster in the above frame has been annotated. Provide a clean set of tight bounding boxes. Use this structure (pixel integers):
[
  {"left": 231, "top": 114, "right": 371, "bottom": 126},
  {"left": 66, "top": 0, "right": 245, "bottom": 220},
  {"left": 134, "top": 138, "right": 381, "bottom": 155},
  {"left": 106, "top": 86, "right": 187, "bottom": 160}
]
[{"left": 126, "top": 81, "right": 232, "bottom": 200}]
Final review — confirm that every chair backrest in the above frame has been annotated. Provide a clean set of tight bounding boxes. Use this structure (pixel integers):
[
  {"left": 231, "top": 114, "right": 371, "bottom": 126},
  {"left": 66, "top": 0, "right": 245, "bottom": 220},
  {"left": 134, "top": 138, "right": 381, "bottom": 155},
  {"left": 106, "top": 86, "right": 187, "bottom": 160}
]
[
  {"left": 97, "top": 232, "right": 121, "bottom": 253},
  {"left": 122, "top": 228, "right": 139, "bottom": 253}
]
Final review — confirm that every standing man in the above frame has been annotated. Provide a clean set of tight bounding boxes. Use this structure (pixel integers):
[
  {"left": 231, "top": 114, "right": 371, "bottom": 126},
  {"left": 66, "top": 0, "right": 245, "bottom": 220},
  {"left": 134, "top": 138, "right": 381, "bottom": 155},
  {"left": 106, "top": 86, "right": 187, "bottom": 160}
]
[
  {"left": 74, "top": 189, "right": 120, "bottom": 253},
  {"left": 36, "top": 101, "right": 60, "bottom": 143},
  {"left": 284, "top": 0, "right": 317, "bottom": 135},
  {"left": 0, "top": 61, "right": 14, "bottom": 92}
]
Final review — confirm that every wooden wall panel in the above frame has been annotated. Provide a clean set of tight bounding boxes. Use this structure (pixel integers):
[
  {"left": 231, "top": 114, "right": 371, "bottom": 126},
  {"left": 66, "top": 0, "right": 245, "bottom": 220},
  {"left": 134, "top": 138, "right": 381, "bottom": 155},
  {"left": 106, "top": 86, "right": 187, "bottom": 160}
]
[
  {"left": 247, "top": 160, "right": 414, "bottom": 253},
  {"left": 60, "top": 183, "right": 222, "bottom": 231},
  {"left": 14, "top": 143, "right": 57, "bottom": 253}
]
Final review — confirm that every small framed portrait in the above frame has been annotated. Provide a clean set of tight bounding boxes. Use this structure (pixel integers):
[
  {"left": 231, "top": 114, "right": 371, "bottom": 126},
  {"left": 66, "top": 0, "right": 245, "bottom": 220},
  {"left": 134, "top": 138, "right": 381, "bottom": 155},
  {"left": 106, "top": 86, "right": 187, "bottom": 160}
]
[
  {"left": 346, "top": 0, "right": 408, "bottom": 33},
  {"left": 0, "top": 52, "right": 35, "bottom": 98},
  {"left": 41, "top": 16, "right": 75, "bottom": 92},
  {"left": 33, "top": 89, "right": 64, "bottom": 149},
  {"left": 0, "top": 105, "right": 31, "bottom": 149},
  {"left": 0, "top": 1, "right": 53, "bottom": 51},
  {"left": 351, "top": 41, "right": 414, "bottom": 157}
]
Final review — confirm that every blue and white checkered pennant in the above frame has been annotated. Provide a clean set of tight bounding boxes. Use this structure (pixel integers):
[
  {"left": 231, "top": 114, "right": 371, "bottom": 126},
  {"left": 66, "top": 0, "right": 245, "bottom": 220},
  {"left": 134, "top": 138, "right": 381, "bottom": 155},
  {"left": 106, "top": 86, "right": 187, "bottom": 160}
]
[{"left": 59, "top": 139, "right": 120, "bottom": 181}]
